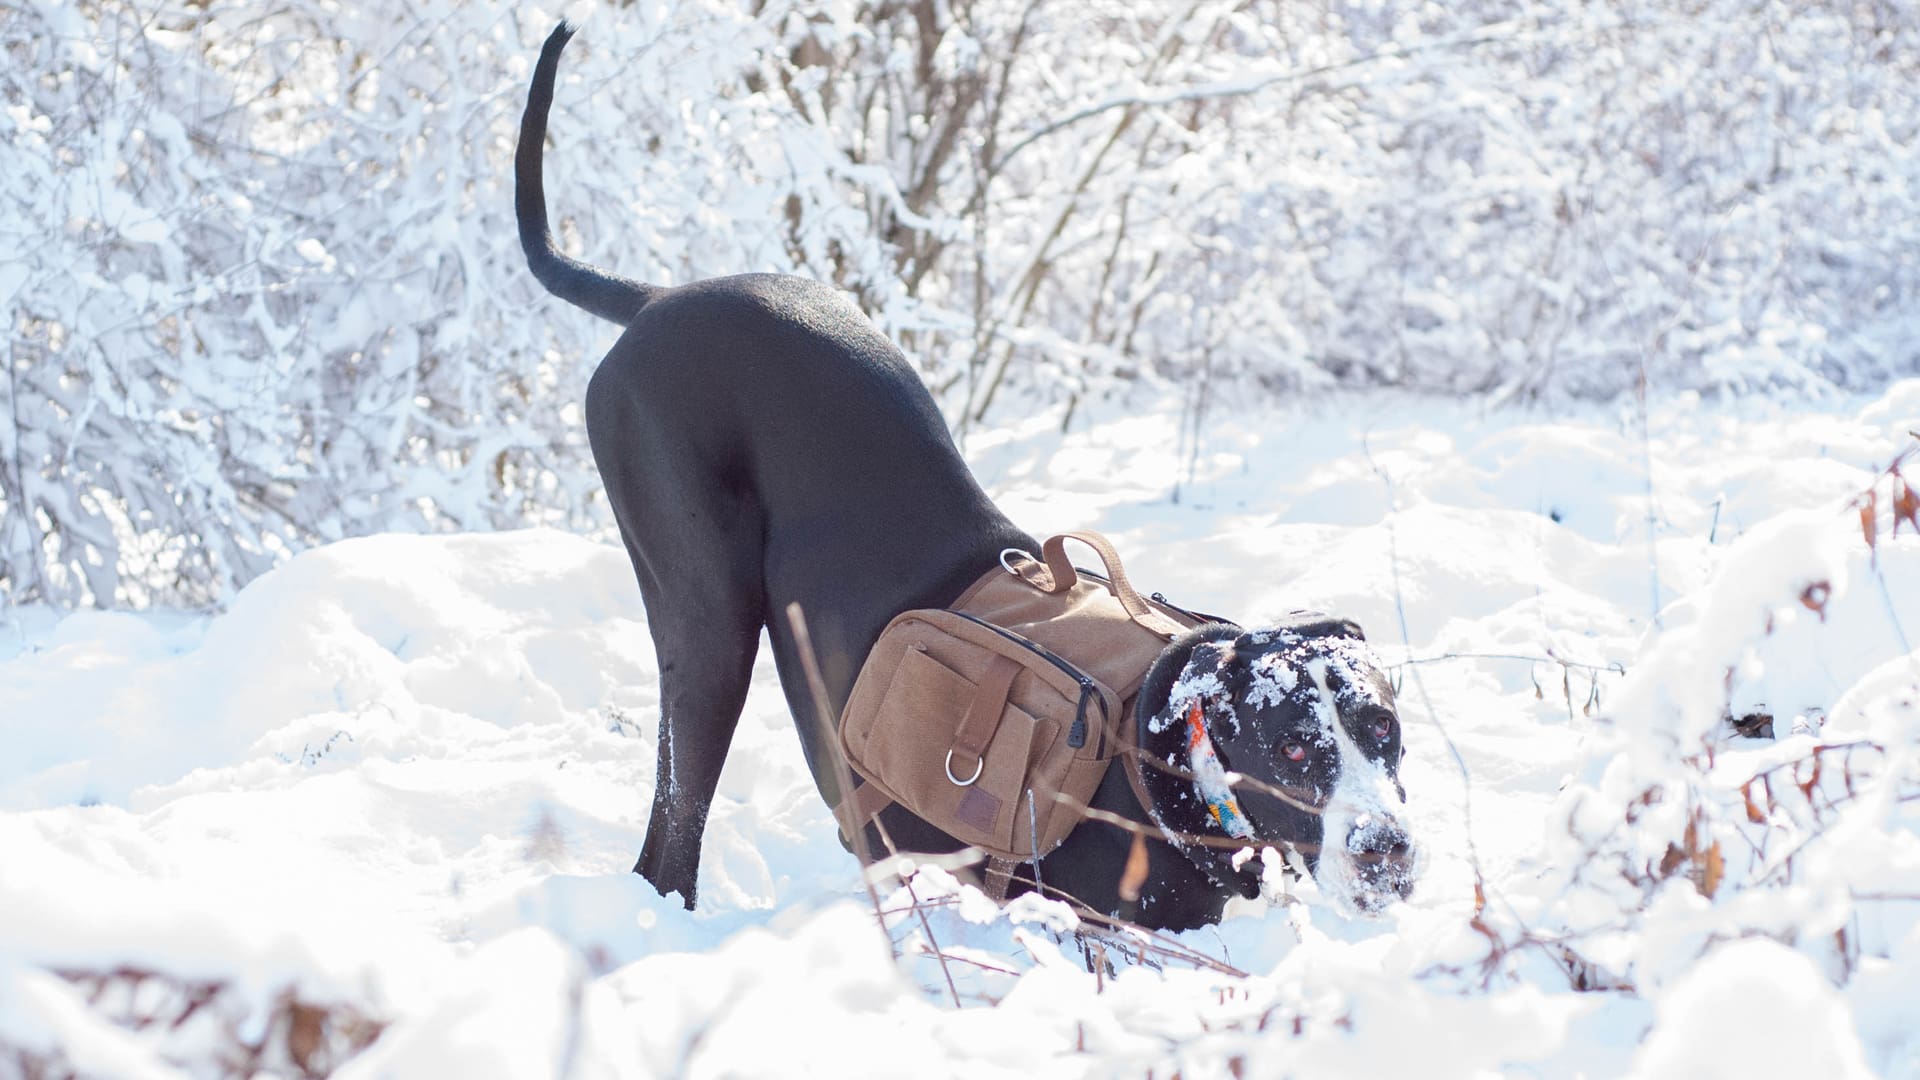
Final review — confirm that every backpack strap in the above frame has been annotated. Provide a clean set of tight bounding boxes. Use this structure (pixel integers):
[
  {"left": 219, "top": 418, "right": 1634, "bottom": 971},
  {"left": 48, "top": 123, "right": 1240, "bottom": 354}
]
[
  {"left": 982, "top": 856, "right": 1020, "bottom": 903},
  {"left": 1012, "top": 531, "right": 1189, "bottom": 639},
  {"left": 845, "top": 776, "right": 894, "bottom": 832},
  {"left": 946, "top": 654, "right": 1022, "bottom": 784},
  {"left": 1118, "top": 746, "right": 1158, "bottom": 828}
]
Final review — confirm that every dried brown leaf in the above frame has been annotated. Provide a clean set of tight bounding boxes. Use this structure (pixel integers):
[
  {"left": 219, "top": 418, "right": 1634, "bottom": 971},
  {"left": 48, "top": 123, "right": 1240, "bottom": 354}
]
[
  {"left": 1701, "top": 841, "right": 1725, "bottom": 898},
  {"left": 1118, "top": 832, "right": 1150, "bottom": 903},
  {"left": 1894, "top": 478, "right": 1920, "bottom": 538},
  {"left": 1659, "top": 843, "right": 1687, "bottom": 878},
  {"left": 287, "top": 998, "right": 326, "bottom": 1070}
]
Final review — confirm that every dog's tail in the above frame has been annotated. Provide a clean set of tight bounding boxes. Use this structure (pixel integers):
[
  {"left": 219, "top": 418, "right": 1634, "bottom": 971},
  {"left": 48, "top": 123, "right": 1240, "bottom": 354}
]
[{"left": 516, "top": 22, "right": 655, "bottom": 325}]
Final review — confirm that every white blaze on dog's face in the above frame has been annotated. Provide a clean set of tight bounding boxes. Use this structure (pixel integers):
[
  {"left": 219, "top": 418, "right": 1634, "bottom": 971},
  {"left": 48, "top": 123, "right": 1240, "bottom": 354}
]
[
  {"left": 1299, "top": 647, "right": 1418, "bottom": 913},
  {"left": 1200, "top": 625, "right": 1418, "bottom": 915}
]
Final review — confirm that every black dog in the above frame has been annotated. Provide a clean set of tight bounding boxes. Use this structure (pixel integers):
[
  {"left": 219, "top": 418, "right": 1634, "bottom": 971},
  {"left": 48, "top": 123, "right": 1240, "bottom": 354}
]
[{"left": 517, "top": 23, "right": 1416, "bottom": 930}]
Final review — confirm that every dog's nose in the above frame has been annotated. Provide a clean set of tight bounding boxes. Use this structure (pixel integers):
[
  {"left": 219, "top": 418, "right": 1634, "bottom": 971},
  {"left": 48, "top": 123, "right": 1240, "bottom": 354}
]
[
  {"left": 1351, "top": 810, "right": 1413, "bottom": 895},
  {"left": 1348, "top": 813, "right": 1413, "bottom": 863}
]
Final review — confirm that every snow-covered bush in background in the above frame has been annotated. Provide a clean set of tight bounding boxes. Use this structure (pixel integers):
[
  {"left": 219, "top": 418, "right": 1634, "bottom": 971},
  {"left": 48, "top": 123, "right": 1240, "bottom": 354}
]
[
  {"left": 4, "top": 1, "right": 592, "bottom": 606},
  {"left": 0, "top": 0, "right": 912, "bottom": 608},
  {"left": 4, "top": 0, "right": 1917, "bottom": 608},
  {"left": 1529, "top": 462, "right": 1920, "bottom": 1057},
  {"left": 876, "top": 0, "right": 1920, "bottom": 413}
]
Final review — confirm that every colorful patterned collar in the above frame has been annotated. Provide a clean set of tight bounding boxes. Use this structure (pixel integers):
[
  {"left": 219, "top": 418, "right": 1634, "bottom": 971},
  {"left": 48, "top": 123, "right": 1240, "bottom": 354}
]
[{"left": 1184, "top": 700, "right": 1255, "bottom": 839}]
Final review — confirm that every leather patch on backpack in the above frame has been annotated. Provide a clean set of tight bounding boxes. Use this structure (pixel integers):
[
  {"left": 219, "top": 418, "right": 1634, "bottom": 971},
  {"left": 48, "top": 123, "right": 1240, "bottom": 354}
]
[{"left": 955, "top": 787, "right": 1001, "bottom": 836}]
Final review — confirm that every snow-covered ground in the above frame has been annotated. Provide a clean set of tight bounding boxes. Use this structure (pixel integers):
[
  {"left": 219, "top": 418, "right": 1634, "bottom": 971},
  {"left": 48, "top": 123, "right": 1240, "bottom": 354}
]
[{"left": 4, "top": 382, "right": 1918, "bottom": 1077}]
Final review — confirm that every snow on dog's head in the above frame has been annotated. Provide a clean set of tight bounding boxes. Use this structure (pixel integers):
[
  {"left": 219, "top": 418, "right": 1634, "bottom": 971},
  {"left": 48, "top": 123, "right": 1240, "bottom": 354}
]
[{"left": 1137, "top": 615, "right": 1418, "bottom": 916}]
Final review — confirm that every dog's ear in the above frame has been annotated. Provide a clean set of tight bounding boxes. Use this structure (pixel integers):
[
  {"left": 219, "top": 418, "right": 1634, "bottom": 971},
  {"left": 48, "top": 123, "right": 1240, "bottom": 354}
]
[
  {"left": 1239, "top": 611, "right": 1365, "bottom": 648},
  {"left": 1132, "top": 624, "right": 1262, "bottom": 897},
  {"left": 1135, "top": 623, "right": 1241, "bottom": 742}
]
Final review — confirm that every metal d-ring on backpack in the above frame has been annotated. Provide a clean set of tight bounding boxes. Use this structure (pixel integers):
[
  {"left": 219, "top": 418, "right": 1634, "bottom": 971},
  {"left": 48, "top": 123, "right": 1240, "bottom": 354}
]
[{"left": 835, "top": 531, "right": 1218, "bottom": 896}]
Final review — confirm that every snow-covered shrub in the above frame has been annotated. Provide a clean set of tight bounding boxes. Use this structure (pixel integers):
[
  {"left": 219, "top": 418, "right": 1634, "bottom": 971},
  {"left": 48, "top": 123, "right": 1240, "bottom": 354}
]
[
  {"left": 4, "top": 1, "right": 594, "bottom": 606},
  {"left": 1538, "top": 463, "right": 1920, "bottom": 995},
  {"left": 857, "top": 0, "right": 1920, "bottom": 412},
  {"left": 0, "top": 0, "right": 893, "bottom": 607},
  {"left": 3, "top": 967, "right": 383, "bottom": 1078}
]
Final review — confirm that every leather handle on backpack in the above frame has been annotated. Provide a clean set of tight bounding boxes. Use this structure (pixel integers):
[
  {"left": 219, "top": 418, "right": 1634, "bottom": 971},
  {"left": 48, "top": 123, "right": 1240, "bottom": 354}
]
[{"left": 1037, "top": 531, "right": 1188, "bottom": 640}]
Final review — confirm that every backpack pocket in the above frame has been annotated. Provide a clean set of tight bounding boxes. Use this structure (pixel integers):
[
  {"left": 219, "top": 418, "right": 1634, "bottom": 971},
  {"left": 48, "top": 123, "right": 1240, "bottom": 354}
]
[{"left": 840, "top": 609, "right": 1121, "bottom": 860}]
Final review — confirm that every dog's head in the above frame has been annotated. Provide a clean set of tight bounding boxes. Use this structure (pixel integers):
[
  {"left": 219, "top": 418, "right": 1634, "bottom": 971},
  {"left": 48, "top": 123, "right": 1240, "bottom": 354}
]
[{"left": 1135, "top": 615, "right": 1417, "bottom": 914}]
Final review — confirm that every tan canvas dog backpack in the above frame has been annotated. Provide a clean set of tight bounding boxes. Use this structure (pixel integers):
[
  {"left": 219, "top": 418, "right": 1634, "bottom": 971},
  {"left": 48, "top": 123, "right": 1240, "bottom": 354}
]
[{"left": 835, "top": 531, "right": 1215, "bottom": 870}]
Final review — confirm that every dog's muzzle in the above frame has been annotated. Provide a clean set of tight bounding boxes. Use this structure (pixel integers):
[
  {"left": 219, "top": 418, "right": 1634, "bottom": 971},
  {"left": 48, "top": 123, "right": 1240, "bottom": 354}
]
[{"left": 1345, "top": 812, "right": 1417, "bottom": 910}]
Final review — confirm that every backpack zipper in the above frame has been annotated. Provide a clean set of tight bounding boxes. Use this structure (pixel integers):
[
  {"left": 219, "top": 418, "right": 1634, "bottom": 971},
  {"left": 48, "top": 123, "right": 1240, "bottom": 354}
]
[
  {"left": 1148, "top": 589, "right": 1236, "bottom": 629},
  {"left": 946, "top": 610, "right": 1107, "bottom": 750},
  {"left": 1075, "top": 568, "right": 1226, "bottom": 627}
]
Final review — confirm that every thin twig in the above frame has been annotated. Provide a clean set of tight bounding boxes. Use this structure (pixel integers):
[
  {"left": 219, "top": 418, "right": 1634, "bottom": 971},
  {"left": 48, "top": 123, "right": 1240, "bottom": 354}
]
[
  {"left": 785, "top": 602, "right": 960, "bottom": 1008},
  {"left": 785, "top": 605, "right": 877, "bottom": 867},
  {"left": 1046, "top": 788, "right": 1322, "bottom": 856},
  {"left": 1388, "top": 650, "right": 1626, "bottom": 676},
  {"left": 1121, "top": 741, "right": 1327, "bottom": 817},
  {"left": 909, "top": 946, "right": 1023, "bottom": 979},
  {"left": 1365, "top": 436, "right": 1535, "bottom": 985},
  {"left": 1364, "top": 438, "right": 1489, "bottom": 892},
  {"left": 1015, "top": 879, "right": 1251, "bottom": 978},
  {"left": 991, "top": 22, "right": 1546, "bottom": 172}
]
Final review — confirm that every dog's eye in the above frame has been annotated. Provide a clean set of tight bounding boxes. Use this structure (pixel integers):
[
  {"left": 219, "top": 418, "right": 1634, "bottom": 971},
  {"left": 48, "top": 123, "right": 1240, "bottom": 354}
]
[
  {"left": 1368, "top": 715, "right": 1395, "bottom": 742},
  {"left": 1280, "top": 741, "right": 1308, "bottom": 763}
]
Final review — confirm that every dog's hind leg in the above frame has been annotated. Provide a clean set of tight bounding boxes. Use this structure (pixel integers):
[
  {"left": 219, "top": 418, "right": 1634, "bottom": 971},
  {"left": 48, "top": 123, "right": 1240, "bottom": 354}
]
[
  {"left": 587, "top": 359, "right": 766, "bottom": 911},
  {"left": 631, "top": 587, "right": 761, "bottom": 910}
]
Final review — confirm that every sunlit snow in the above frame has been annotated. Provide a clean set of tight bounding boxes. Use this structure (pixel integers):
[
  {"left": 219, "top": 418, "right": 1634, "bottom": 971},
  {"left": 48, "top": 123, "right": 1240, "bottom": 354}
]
[{"left": 5, "top": 382, "right": 1917, "bottom": 1076}]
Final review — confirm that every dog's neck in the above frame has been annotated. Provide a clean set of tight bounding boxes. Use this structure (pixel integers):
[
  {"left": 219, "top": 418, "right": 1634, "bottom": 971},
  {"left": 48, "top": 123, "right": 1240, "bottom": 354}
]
[
  {"left": 1126, "top": 699, "right": 1267, "bottom": 899},
  {"left": 1034, "top": 756, "right": 1257, "bottom": 932}
]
